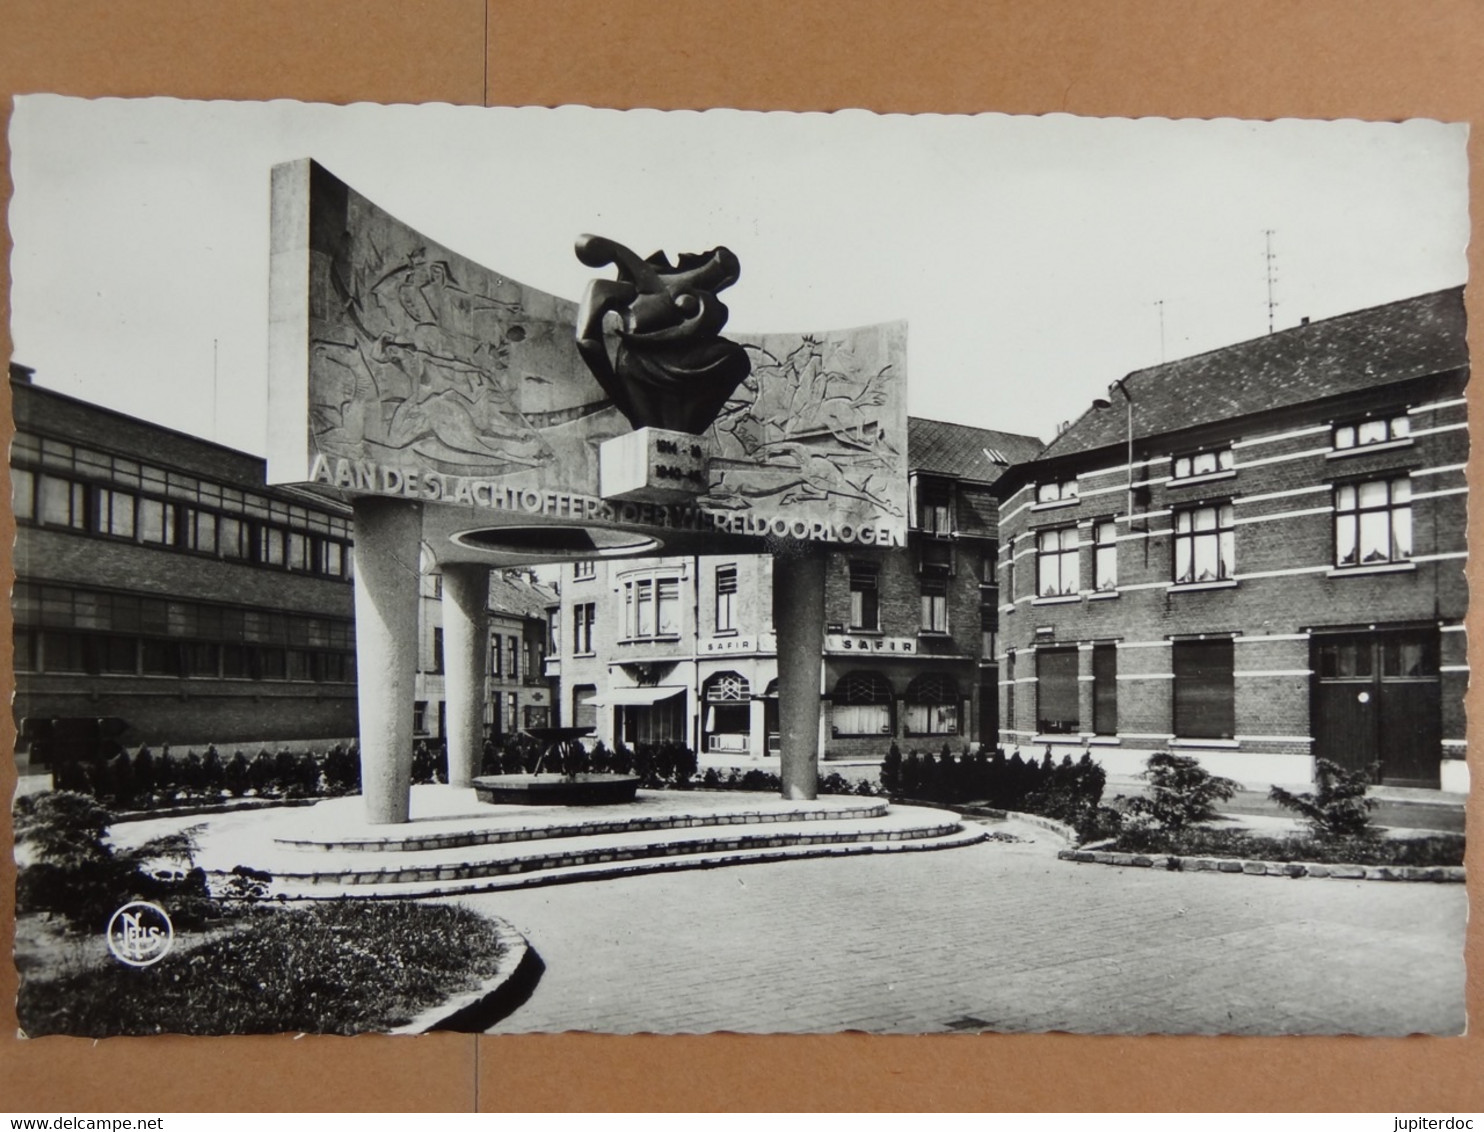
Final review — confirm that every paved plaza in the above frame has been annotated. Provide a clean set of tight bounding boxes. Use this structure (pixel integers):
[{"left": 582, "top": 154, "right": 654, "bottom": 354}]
[{"left": 472, "top": 817, "right": 1466, "bottom": 1036}]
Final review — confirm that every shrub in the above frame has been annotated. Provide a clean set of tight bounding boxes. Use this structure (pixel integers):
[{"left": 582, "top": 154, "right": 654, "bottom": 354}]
[
  {"left": 1123, "top": 752, "right": 1238, "bottom": 832},
  {"left": 107, "top": 751, "right": 136, "bottom": 809},
  {"left": 225, "top": 751, "right": 252, "bottom": 797},
  {"left": 324, "top": 743, "right": 360, "bottom": 795},
  {"left": 132, "top": 747, "right": 157, "bottom": 798},
  {"left": 248, "top": 749, "right": 276, "bottom": 794},
  {"left": 1269, "top": 759, "right": 1379, "bottom": 841},
  {"left": 880, "top": 743, "right": 903, "bottom": 795},
  {"left": 1027, "top": 753, "right": 1108, "bottom": 839},
  {"left": 14, "top": 791, "right": 210, "bottom": 930}
]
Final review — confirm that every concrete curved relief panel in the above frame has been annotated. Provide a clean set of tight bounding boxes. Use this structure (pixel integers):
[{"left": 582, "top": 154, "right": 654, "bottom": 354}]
[{"left": 268, "top": 159, "right": 907, "bottom": 554}]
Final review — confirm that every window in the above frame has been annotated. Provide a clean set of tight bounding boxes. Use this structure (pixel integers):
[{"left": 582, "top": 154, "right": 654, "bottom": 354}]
[
  {"left": 1092, "top": 644, "right": 1117, "bottom": 735},
  {"left": 259, "top": 524, "right": 286, "bottom": 565},
  {"left": 184, "top": 508, "right": 217, "bottom": 554},
  {"left": 703, "top": 672, "right": 752, "bottom": 752},
  {"left": 1333, "top": 414, "right": 1410, "bottom": 451},
  {"left": 1335, "top": 478, "right": 1412, "bottom": 567},
  {"left": 623, "top": 575, "right": 681, "bottom": 640},
  {"left": 848, "top": 561, "right": 879, "bottom": 631},
  {"left": 1171, "top": 448, "right": 1234, "bottom": 480},
  {"left": 1173, "top": 638, "right": 1235, "bottom": 739},
  {"left": 573, "top": 685, "right": 598, "bottom": 731},
  {"left": 1035, "top": 479, "right": 1078, "bottom": 505},
  {"left": 1036, "top": 648, "right": 1079, "bottom": 734},
  {"left": 573, "top": 560, "right": 596, "bottom": 580},
  {"left": 490, "top": 633, "right": 502, "bottom": 676},
  {"left": 1036, "top": 527, "right": 1080, "bottom": 597},
  {"left": 831, "top": 671, "right": 894, "bottom": 737},
  {"left": 1093, "top": 520, "right": 1118, "bottom": 591},
  {"left": 920, "top": 577, "right": 949, "bottom": 633},
  {"left": 431, "top": 627, "right": 444, "bottom": 674},
  {"left": 980, "top": 587, "right": 998, "bottom": 658},
  {"left": 413, "top": 700, "right": 428, "bottom": 735},
  {"left": 507, "top": 637, "right": 519, "bottom": 682},
  {"left": 219, "top": 515, "right": 251, "bottom": 560},
  {"left": 904, "top": 672, "right": 960, "bottom": 736},
  {"left": 1004, "top": 653, "right": 1016, "bottom": 735},
  {"left": 715, "top": 566, "right": 738, "bottom": 632},
  {"left": 547, "top": 610, "right": 559, "bottom": 653},
  {"left": 918, "top": 480, "right": 953, "bottom": 534},
  {"left": 96, "top": 487, "right": 136, "bottom": 538},
  {"left": 38, "top": 474, "right": 86, "bottom": 529},
  {"left": 12, "top": 467, "right": 34, "bottom": 521},
  {"left": 919, "top": 540, "right": 954, "bottom": 574},
  {"left": 573, "top": 602, "right": 596, "bottom": 654},
  {"left": 1173, "top": 503, "right": 1234, "bottom": 584}
]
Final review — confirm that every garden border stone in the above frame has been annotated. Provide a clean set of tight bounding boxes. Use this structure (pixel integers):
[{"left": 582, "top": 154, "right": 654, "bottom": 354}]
[
  {"left": 391, "top": 913, "right": 544, "bottom": 1034},
  {"left": 1056, "top": 847, "right": 1464, "bottom": 882}
]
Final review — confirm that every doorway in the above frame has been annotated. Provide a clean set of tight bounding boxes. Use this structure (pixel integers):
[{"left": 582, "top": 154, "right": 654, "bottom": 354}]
[{"left": 1312, "top": 628, "right": 1440, "bottom": 787}]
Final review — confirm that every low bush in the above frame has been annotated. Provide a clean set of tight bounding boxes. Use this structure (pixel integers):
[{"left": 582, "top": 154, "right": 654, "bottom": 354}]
[
  {"left": 1110, "top": 825, "right": 1463, "bottom": 868},
  {"left": 14, "top": 791, "right": 215, "bottom": 931},
  {"left": 883, "top": 746, "right": 1108, "bottom": 838},
  {"left": 1269, "top": 758, "right": 1379, "bottom": 841},
  {"left": 17, "top": 900, "right": 509, "bottom": 1036},
  {"left": 1121, "top": 752, "right": 1238, "bottom": 833}
]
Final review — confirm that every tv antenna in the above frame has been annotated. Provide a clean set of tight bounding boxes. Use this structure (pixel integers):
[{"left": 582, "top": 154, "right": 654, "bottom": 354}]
[{"left": 1264, "top": 229, "right": 1278, "bottom": 334}]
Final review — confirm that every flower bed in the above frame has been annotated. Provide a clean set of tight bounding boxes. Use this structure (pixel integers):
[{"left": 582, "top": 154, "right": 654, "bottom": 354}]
[
  {"left": 17, "top": 901, "right": 508, "bottom": 1036},
  {"left": 1107, "top": 826, "right": 1464, "bottom": 868}
]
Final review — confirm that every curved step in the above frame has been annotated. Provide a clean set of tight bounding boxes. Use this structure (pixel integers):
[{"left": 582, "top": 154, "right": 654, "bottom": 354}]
[
  {"left": 248, "top": 807, "right": 965, "bottom": 889},
  {"left": 275, "top": 797, "right": 890, "bottom": 854},
  {"left": 265, "top": 823, "right": 989, "bottom": 899}
]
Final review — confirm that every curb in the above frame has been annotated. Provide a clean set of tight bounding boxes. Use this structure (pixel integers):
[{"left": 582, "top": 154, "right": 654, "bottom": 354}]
[
  {"left": 1056, "top": 847, "right": 1464, "bottom": 883},
  {"left": 260, "top": 825, "right": 989, "bottom": 900},
  {"left": 112, "top": 797, "right": 321, "bottom": 824},
  {"left": 391, "top": 914, "right": 545, "bottom": 1034}
]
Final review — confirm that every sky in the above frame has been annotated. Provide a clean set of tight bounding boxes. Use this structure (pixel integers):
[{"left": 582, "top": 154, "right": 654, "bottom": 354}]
[{"left": 7, "top": 96, "right": 1470, "bottom": 455}]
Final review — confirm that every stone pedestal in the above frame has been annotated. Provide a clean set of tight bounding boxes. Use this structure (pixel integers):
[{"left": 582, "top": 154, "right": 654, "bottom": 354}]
[
  {"left": 772, "top": 550, "right": 825, "bottom": 800},
  {"left": 599, "top": 427, "right": 710, "bottom": 504},
  {"left": 442, "top": 564, "right": 491, "bottom": 788},
  {"left": 351, "top": 497, "right": 423, "bottom": 824}
]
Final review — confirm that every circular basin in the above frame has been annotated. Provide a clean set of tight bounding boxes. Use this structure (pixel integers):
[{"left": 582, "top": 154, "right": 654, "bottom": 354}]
[{"left": 472, "top": 773, "right": 642, "bottom": 807}]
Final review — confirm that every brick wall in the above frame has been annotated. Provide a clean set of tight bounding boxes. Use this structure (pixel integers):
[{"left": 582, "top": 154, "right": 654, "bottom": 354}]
[{"left": 997, "top": 371, "right": 1468, "bottom": 787}]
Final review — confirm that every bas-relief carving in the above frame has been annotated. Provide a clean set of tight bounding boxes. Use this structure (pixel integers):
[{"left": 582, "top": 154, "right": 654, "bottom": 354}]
[{"left": 291, "top": 161, "right": 906, "bottom": 540}]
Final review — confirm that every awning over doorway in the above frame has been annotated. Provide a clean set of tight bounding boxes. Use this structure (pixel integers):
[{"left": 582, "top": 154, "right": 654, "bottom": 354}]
[{"left": 582, "top": 685, "right": 688, "bottom": 708}]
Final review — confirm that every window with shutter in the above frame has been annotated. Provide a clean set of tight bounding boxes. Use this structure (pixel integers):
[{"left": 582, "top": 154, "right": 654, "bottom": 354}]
[{"left": 1173, "top": 638, "right": 1235, "bottom": 739}]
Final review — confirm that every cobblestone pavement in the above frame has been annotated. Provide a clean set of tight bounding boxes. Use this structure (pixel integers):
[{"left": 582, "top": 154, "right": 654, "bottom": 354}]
[{"left": 468, "top": 818, "right": 1466, "bottom": 1036}]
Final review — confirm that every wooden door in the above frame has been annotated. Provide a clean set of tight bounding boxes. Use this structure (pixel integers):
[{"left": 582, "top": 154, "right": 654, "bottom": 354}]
[{"left": 1312, "top": 630, "right": 1439, "bottom": 786}]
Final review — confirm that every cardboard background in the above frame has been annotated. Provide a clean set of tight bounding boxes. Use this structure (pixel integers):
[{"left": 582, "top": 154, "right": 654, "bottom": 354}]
[{"left": 1, "top": 0, "right": 1480, "bottom": 1112}]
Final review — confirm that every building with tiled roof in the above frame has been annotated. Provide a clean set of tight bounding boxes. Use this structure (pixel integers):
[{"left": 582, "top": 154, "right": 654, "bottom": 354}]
[
  {"left": 993, "top": 288, "right": 1469, "bottom": 793},
  {"left": 413, "top": 567, "right": 558, "bottom": 744},
  {"left": 543, "top": 416, "right": 1043, "bottom": 762},
  {"left": 908, "top": 416, "right": 1047, "bottom": 482}
]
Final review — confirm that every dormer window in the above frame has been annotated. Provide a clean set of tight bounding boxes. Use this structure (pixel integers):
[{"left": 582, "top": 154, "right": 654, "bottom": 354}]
[
  {"left": 1171, "top": 448, "right": 1234, "bottom": 481},
  {"left": 1334, "top": 414, "right": 1410, "bottom": 451},
  {"left": 918, "top": 480, "right": 954, "bottom": 535}
]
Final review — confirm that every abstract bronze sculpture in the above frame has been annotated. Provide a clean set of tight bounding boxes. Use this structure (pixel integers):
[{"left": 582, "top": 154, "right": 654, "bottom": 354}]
[{"left": 574, "top": 234, "right": 752, "bottom": 435}]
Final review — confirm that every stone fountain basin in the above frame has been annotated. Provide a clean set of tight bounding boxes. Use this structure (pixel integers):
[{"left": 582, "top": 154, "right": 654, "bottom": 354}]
[{"left": 472, "top": 773, "right": 642, "bottom": 807}]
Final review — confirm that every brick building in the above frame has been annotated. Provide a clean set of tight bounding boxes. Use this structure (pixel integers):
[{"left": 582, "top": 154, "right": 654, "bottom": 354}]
[
  {"left": 992, "top": 289, "right": 1469, "bottom": 792},
  {"left": 411, "top": 567, "right": 556, "bottom": 745},
  {"left": 544, "top": 417, "right": 1042, "bottom": 762},
  {"left": 10, "top": 366, "right": 359, "bottom": 761}
]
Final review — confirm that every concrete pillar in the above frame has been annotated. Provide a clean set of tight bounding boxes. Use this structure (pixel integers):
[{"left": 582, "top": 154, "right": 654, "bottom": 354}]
[
  {"left": 748, "top": 695, "right": 767, "bottom": 759},
  {"left": 771, "top": 550, "right": 825, "bottom": 800},
  {"left": 442, "top": 564, "right": 490, "bottom": 788},
  {"left": 351, "top": 497, "right": 423, "bottom": 824}
]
